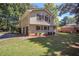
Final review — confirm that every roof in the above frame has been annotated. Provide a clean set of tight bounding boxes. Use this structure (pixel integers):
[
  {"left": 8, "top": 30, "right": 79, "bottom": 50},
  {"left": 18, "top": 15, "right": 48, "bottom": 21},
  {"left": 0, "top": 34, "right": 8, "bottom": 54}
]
[
  {"left": 21, "top": 8, "right": 53, "bottom": 18},
  {"left": 19, "top": 8, "right": 54, "bottom": 26},
  {"left": 32, "top": 9, "right": 53, "bottom": 16}
]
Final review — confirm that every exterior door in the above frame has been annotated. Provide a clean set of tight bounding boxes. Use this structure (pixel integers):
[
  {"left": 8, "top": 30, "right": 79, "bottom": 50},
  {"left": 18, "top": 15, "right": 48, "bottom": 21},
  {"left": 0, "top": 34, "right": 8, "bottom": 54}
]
[
  {"left": 18, "top": 28, "right": 21, "bottom": 33},
  {"left": 26, "top": 27, "right": 28, "bottom": 36}
]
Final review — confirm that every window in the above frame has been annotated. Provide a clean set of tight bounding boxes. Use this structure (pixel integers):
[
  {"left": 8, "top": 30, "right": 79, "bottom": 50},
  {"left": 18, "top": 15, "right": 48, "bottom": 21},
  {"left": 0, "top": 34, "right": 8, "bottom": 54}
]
[
  {"left": 49, "top": 17, "right": 50, "bottom": 22},
  {"left": 44, "top": 26, "right": 47, "bottom": 30},
  {"left": 23, "top": 27, "right": 25, "bottom": 34},
  {"left": 41, "top": 15, "right": 44, "bottom": 19},
  {"left": 37, "top": 14, "right": 45, "bottom": 20},
  {"left": 37, "top": 14, "right": 42, "bottom": 20},
  {"left": 45, "top": 16, "right": 49, "bottom": 21},
  {"left": 48, "top": 26, "right": 49, "bottom": 30},
  {"left": 41, "top": 26, "right": 43, "bottom": 30},
  {"left": 36, "top": 26, "right": 40, "bottom": 30}
]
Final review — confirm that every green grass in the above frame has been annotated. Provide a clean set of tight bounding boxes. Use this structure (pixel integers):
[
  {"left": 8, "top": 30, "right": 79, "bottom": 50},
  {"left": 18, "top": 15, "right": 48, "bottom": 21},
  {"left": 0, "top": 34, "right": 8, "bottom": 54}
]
[
  {"left": 0, "top": 33, "right": 79, "bottom": 56},
  {"left": 0, "top": 39, "right": 48, "bottom": 56},
  {"left": 0, "top": 32, "right": 8, "bottom": 34}
]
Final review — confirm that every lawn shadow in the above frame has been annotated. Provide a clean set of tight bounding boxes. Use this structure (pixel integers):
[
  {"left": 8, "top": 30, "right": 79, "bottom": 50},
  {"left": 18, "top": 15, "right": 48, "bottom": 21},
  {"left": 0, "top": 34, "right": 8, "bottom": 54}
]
[
  {"left": 61, "top": 45, "right": 79, "bottom": 56},
  {"left": 29, "top": 33, "right": 79, "bottom": 56},
  {"left": 0, "top": 32, "right": 26, "bottom": 39}
]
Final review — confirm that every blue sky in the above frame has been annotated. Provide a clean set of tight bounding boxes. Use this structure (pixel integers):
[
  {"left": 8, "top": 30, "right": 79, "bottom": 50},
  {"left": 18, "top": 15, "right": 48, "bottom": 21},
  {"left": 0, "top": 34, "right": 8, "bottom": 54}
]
[
  {"left": 32, "top": 3, "right": 75, "bottom": 20},
  {"left": 32, "top": 3, "right": 44, "bottom": 8}
]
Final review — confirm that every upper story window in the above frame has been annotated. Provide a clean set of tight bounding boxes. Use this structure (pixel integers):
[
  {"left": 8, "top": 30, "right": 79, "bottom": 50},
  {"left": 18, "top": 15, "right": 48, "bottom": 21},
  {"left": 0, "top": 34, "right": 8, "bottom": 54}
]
[
  {"left": 37, "top": 14, "right": 42, "bottom": 20},
  {"left": 49, "top": 16, "right": 50, "bottom": 22},
  {"left": 37, "top": 13, "right": 45, "bottom": 20},
  {"left": 45, "top": 16, "right": 48, "bottom": 21},
  {"left": 45, "top": 16, "right": 49, "bottom": 22},
  {"left": 37, "top": 13, "right": 51, "bottom": 23}
]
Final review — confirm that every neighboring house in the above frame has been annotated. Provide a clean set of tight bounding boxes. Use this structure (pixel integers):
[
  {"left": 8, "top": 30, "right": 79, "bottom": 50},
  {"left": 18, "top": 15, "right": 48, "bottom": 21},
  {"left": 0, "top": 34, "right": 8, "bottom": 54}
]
[
  {"left": 19, "top": 9, "right": 55, "bottom": 36},
  {"left": 58, "top": 23, "right": 77, "bottom": 33}
]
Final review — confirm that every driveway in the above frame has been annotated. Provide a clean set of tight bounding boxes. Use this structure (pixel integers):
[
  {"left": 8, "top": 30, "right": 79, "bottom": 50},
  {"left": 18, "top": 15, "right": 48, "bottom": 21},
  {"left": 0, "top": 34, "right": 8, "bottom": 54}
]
[
  {"left": 0, "top": 33, "right": 17, "bottom": 40},
  {"left": 0, "top": 32, "right": 46, "bottom": 40}
]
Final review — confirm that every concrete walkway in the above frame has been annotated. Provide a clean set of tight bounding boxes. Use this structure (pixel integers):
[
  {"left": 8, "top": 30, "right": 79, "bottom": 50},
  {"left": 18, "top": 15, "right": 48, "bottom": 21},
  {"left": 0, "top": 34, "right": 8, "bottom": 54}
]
[{"left": 17, "top": 36, "right": 46, "bottom": 40}]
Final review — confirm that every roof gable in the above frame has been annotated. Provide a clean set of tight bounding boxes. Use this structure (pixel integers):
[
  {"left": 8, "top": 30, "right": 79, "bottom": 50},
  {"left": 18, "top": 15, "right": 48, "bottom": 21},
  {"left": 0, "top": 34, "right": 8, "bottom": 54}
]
[
  {"left": 20, "top": 8, "right": 54, "bottom": 21},
  {"left": 29, "top": 9, "right": 53, "bottom": 16}
]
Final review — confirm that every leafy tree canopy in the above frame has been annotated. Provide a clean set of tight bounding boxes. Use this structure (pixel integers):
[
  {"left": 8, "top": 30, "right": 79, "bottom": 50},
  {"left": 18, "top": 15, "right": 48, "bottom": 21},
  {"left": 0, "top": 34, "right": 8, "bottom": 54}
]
[
  {"left": 59, "top": 3, "right": 79, "bottom": 24},
  {"left": 44, "top": 3, "right": 58, "bottom": 17},
  {"left": 0, "top": 3, "right": 31, "bottom": 31}
]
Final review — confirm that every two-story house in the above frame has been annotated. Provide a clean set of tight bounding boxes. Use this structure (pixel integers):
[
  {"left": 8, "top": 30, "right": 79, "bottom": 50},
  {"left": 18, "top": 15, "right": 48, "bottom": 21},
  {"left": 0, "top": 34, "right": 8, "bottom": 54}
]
[{"left": 19, "top": 9, "right": 55, "bottom": 36}]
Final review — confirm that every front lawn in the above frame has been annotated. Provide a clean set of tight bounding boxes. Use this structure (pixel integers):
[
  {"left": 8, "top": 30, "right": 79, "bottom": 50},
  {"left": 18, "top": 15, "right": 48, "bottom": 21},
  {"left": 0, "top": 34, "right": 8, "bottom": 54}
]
[
  {"left": 0, "top": 33, "right": 79, "bottom": 56},
  {"left": 0, "top": 32, "right": 8, "bottom": 34}
]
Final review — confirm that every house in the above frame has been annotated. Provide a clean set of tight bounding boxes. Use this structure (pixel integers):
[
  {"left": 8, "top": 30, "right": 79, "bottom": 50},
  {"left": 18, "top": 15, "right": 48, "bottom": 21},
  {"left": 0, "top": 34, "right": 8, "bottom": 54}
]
[
  {"left": 19, "top": 8, "right": 55, "bottom": 36},
  {"left": 58, "top": 23, "right": 77, "bottom": 33}
]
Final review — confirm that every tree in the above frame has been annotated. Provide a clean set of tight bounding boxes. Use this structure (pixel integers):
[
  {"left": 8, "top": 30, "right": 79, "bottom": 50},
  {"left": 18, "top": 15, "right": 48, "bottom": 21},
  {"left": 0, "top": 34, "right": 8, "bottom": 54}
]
[
  {"left": 60, "top": 16, "right": 68, "bottom": 26},
  {"left": 66, "top": 17, "right": 76, "bottom": 24},
  {"left": 60, "top": 16, "right": 76, "bottom": 26},
  {"left": 44, "top": 3, "right": 58, "bottom": 17},
  {"left": 59, "top": 3, "right": 79, "bottom": 24},
  {"left": 0, "top": 3, "right": 31, "bottom": 32},
  {"left": 44, "top": 3, "right": 59, "bottom": 28}
]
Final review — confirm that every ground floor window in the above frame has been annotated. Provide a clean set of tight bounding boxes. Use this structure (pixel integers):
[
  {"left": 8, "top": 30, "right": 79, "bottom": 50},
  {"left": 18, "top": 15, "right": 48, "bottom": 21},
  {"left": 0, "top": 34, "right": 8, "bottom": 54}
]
[
  {"left": 36, "top": 26, "right": 40, "bottom": 30},
  {"left": 23, "top": 27, "right": 25, "bottom": 34},
  {"left": 44, "top": 26, "right": 48, "bottom": 30},
  {"left": 41, "top": 26, "right": 43, "bottom": 30},
  {"left": 48, "top": 26, "right": 49, "bottom": 30},
  {"left": 36, "top": 26, "right": 50, "bottom": 30}
]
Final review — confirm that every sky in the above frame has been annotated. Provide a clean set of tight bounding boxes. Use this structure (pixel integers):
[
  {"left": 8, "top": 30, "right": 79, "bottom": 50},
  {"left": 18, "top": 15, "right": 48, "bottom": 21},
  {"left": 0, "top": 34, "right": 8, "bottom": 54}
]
[
  {"left": 32, "top": 3, "right": 44, "bottom": 8},
  {"left": 32, "top": 3, "right": 75, "bottom": 20}
]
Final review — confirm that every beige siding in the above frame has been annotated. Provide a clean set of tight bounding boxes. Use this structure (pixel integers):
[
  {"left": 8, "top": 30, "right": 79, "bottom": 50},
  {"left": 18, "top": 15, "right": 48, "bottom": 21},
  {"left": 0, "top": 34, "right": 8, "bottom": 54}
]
[
  {"left": 29, "top": 25, "right": 53, "bottom": 35},
  {"left": 29, "top": 25, "right": 36, "bottom": 33},
  {"left": 29, "top": 11, "right": 53, "bottom": 26},
  {"left": 19, "top": 9, "right": 54, "bottom": 35},
  {"left": 20, "top": 15, "right": 29, "bottom": 28},
  {"left": 49, "top": 26, "right": 53, "bottom": 32},
  {"left": 50, "top": 26, "right": 53, "bottom": 30}
]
